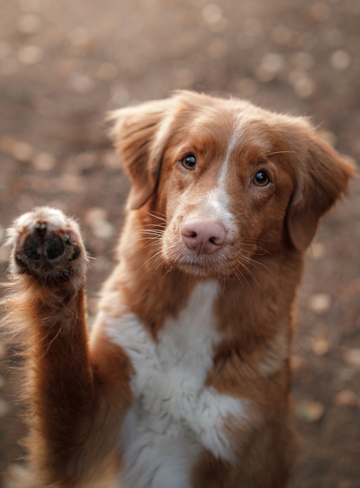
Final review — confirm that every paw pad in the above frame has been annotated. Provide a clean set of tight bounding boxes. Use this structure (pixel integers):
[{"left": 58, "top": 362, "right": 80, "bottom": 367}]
[
  {"left": 22, "top": 222, "right": 67, "bottom": 262},
  {"left": 7, "top": 207, "right": 85, "bottom": 279}
]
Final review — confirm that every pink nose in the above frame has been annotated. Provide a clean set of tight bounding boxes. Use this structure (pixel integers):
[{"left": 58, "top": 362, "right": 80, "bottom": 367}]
[{"left": 181, "top": 219, "right": 227, "bottom": 255}]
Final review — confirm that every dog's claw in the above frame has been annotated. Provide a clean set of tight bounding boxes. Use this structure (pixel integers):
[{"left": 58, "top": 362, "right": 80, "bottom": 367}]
[{"left": 35, "top": 222, "right": 47, "bottom": 236}]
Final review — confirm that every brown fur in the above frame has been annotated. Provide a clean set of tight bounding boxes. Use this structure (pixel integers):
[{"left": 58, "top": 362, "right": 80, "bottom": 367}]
[{"left": 2, "top": 91, "right": 355, "bottom": 487}]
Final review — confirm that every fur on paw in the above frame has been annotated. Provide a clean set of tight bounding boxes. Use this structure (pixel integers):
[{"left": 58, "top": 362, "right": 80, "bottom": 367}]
[{"left": 6, "top": 207, "right": 87, "bottom": 282}]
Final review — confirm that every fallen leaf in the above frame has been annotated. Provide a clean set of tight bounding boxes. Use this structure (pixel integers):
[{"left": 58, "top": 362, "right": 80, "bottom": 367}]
[
  {"left": 85, "top": 207, "right": 108, "bottom": 225},
  {"left": 0, "top": 343, "right": 5, "bottom": 360},
  {"left": 331, "top": 50, "right": 351, "bottom": 71},
  {"left": 334, "top": 390, "right": 358, "bottom": 407},
  {"left": 344, "top": 349, "right": 360, "bottom": 369},
  {"left": 12, "top": 141, "right": 33, "bottom": 162},
  {"left": 33, "top": 152, "right": 56, "bottom": 171},
  {"left": 308, "top": 294, "right": 331, "bottom": 314},
  {"left": 296, "top": 400, "right": 324, "bottom": 423},
  {"left": 91, "top": 220, "right": 114, "bottom": 240},
  {"left": 0, "top": 399, "right": 10, "bottom": 417},
  {"left": 312, "top": 338, "right": 330, "bottom": 356},
  {"left": 17, "top": 45, "right": 43, "bottom": 65},
  {"left": 17, "top": 14, "right": 41, "bottom": 34}
]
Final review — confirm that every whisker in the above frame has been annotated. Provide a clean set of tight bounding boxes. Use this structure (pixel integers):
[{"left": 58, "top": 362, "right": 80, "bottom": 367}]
[
  {"left": 139, "top": 227, "right": 165, "bottom": 232},
  {"left": 139, "top": 232, "right": 164, "bottom": 238},
  {"left": 236, "top": 266, "right": 252, "bottom": 292},
  {"left": 250, "top": 259, "right": 274, "bottom": 281},
  {"left": 236, "top": 251, "right": 275, "bottom": 283},
  {"left": 240, "top": 241, "right": 270, "bottom": 256},
  {"left": 236, "top": 259, "right": 261, "bottom": 290},
  {"left": 153, "top": 256, "right": 167, "bottom": 273},
  {"left": 138, "top": 233, "right": 163, "bottom": 239},
  {"left": 238, "top": 253, "right": 267, "bottom": 271},
  {"left": 161, "top": 265, "right": 174, "bottom": 279},
  {"left": 230, "top": 265, "right": 245, "bottom": 291},
  {"left": 140, "top": 223, "right": 166, "bottom": 229},
  {"left": 142, "top": 242, "right": 161, "bottom": 252},
  {"left": 139, "top": 250, "right": 163, "bottom": 271},
  {"left": 147, "top": 211, "right": 168, "bottom": 224}
]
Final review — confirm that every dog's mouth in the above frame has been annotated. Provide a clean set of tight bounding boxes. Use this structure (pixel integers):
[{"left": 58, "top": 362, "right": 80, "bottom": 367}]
[
  {"left": 177, "top": 260, "right": 215, "bottom": 275},
  {"left": 178, "top": 262, "right": 232, "bottom": 278},
  {"left": 164, "top": 248, "right": 245, "bottom": 279}
]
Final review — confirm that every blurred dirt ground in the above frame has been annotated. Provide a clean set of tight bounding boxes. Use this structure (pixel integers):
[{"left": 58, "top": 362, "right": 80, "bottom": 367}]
[{"left": 0, "top": 0, "right": 360, "bottom": 486}]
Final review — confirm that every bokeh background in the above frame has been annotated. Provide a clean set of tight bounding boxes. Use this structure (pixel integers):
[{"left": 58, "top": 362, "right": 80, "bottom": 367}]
[{"left": 0, "top": 0, "right": 360, "bottom": 486}]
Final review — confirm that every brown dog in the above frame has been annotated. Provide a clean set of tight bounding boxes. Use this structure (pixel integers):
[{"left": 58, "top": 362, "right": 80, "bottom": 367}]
[{"left": 3, "top": 91, "right": 354, "bottom": 487}]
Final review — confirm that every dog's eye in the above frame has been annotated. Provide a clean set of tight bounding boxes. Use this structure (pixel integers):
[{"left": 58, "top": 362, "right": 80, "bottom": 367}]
[
  {"left": 253, "top": 171, "right": 270, "bottom": 187},
  {"left": 182, "top": 154, "right": 196, "bottom": 170}
]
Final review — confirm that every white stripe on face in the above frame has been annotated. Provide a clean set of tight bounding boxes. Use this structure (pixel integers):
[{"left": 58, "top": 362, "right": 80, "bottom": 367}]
[
  {"left": 218, "top": 116, "right": 242, "bottom": 188},
  {"left": 200, "top": 117, "right": 241, "bottom": 234},
  {"left": 202, "top": 188, "right": 235, "bottom": 235}
]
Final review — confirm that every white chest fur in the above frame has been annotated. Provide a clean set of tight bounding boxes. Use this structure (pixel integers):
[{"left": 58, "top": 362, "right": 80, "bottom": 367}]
[{"left": 104, "top": 282, "right": 247, "bottom": 488}]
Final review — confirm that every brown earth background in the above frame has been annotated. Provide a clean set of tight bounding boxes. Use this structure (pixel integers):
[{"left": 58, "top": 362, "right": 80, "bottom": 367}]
[{"left": 0, "top": 0, "right": 360, "bottom": 486}]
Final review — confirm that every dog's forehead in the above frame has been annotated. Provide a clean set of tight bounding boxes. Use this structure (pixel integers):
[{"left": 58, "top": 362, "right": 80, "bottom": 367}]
[{"left": 182, "top": 102, "right": 275, "bottom": 156}]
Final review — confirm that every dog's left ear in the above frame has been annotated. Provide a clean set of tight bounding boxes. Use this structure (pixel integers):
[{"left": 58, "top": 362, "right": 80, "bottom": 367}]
[
  {"left": 287, "top": 133, "right": 356, "bottom": 251},
  {"left": 109, "top": 98, "right": 179, "bottom": 210}
]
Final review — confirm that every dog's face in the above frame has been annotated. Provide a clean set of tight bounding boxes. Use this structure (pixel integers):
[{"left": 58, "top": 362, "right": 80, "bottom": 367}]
[
  {"left": 111, "top": 91, "right": 354, "bottom": 278},
  {"left": 157, "top": 111, "right": 295, "bottom": 277}
]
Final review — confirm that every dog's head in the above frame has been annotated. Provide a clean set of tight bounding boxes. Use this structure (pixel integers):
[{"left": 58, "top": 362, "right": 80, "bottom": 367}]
[{"left": 110, "top": 91, "right": 355, "bottom": 277}]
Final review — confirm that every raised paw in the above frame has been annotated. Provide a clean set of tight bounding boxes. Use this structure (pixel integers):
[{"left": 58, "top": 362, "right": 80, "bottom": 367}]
[{"left": 6, "top": 207, "right": 87, "bottom": 282}]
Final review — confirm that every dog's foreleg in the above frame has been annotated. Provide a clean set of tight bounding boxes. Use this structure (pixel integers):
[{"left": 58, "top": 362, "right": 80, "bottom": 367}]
[{"left": 3, "top": 207, "right": 130, "bottom": 487}]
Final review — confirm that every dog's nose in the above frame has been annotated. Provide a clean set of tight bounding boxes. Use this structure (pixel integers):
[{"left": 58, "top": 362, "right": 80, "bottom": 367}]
[{"left": 181, "top": 219, "right": 227, "bottom": 254}]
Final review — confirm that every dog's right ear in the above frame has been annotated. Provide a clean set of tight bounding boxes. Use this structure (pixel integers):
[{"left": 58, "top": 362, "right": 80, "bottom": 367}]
[{"left": 109, "top": 99, "right": 178, "bottom": 210}]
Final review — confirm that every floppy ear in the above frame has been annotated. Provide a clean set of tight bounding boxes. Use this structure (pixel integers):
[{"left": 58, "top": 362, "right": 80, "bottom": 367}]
[
  {"left": 109, "top": 98, "right": 178, "bottom": 210},
  {"left": 287, "top": 134, "right": 355, "bottom": 251}
]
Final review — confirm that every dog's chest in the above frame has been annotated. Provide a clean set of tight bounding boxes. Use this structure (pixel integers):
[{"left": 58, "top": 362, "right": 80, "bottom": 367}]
[{"left": 105, "top": 282, "right": 244, "bottom": 488}]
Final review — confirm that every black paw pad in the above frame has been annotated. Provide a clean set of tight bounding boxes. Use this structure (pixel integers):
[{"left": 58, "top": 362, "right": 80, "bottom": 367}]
[
  {"left": 45, "top": 234, "right": 65, "bottom": 260},
  {"left": 23, "top": 233, "right": 41, "bottom": 260}
]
